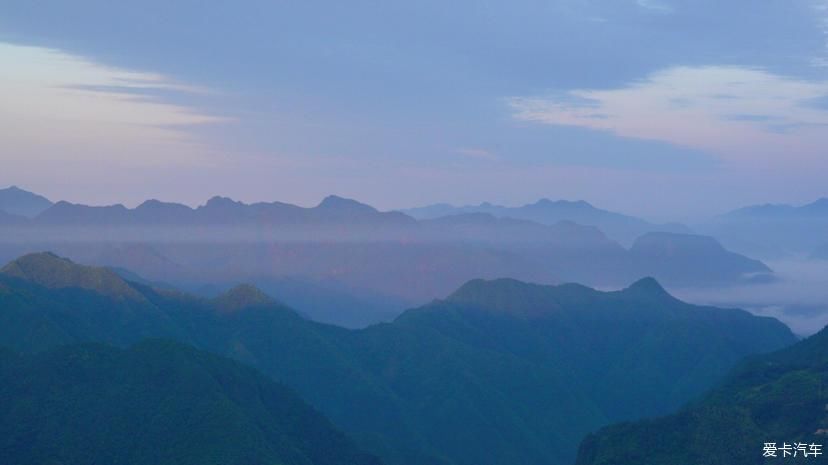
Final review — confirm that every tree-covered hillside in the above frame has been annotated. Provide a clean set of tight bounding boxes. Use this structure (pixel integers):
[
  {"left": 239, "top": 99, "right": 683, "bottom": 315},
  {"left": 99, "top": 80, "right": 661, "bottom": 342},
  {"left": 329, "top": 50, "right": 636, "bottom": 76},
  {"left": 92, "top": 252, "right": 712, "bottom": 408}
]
[
  {"left": 0, "top": 252, "right": 799, "bottom": 465},
  {"left": 0, "top": 339, "right": 381, "bottom": 465},
  {"left": 576, "top": 325, "right": 828, "bottom": 465}
]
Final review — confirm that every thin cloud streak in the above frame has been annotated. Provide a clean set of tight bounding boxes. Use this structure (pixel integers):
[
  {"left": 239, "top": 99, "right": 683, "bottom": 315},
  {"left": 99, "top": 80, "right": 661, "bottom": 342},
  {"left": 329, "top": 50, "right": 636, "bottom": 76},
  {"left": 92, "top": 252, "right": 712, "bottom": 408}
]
[
  {"left": 0, "top": 42, "right": 226, "bottom": 166},
  {"left": 508, "top": 66, "right": 828, "bottom": 162}
]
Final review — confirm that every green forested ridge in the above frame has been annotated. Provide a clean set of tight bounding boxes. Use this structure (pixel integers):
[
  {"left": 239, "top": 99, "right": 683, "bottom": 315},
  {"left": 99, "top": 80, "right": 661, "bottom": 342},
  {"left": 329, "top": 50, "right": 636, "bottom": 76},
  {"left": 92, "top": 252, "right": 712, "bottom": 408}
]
[
  {"left": 0, "top": 339, "right": 381, "bottom": 465},
  {"left": 0, "top": 252, "right": 798, "bottom": 465},
  {"left": 575, "top": 325, "right": 828, "bottom": 465}
]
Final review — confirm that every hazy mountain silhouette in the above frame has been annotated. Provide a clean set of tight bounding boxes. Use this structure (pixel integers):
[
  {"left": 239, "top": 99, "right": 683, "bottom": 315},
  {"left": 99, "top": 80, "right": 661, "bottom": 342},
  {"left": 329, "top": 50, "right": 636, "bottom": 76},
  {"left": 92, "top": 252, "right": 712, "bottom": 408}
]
[
  {"left": 0, "top": 252, "right": 796, "bottom": 465},
  {"left": 0, "top": 340, "right": 382, "bottom": 465},
  {"left": 0, "top": 186, "right": 52, "bottom": 218},
  {"left": 704, "top": 198, "right": 828, "bottom": 258},
  {"left": 628, "top": 232, "right": 772, "bottom": 286},
  {"left": 34, "top": 194, "right": 414, "bottom": 230},
  {"left": 575, "top": 323, "right": 828, "bottom": 465},
  {"left": 403, "top": 199, "right": 691, "bottom": 245},
  {"left": 0, "top": 190, "right": 777, "bottom": 326}
]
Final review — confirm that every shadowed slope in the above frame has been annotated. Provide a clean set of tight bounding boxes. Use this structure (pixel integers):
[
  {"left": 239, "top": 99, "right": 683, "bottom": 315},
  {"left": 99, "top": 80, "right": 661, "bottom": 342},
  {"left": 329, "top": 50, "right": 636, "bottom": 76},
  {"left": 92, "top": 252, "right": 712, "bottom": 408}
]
[
  {"left": 0, "top": 339, "right": 382, "bottom": 465},
  {"left": 0, "top": 253, "right": 798, "bottom": 465},
  {"left": 575, "top": 325, "right": 828, "bottom": 465}
]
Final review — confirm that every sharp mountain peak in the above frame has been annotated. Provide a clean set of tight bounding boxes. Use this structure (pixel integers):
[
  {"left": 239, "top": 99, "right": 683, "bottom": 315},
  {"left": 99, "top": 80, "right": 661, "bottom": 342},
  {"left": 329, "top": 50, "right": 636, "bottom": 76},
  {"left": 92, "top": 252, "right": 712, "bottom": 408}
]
[{"left": 213, "top": 283, "right": 277, "bottom": 313}]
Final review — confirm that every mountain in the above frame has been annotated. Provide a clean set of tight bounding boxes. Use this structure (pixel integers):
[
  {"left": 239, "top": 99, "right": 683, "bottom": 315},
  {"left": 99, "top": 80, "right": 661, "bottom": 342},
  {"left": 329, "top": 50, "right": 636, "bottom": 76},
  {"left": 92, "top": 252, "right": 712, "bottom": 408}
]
[
  {"left": 0, "top": 210, "right": 26, "bottom": 225},
  {"left": 703, "top": 197, "right": 828, "bottom": 258},
  {"left": 213, "top": 283, "right": 277, "bottom": 312},
  {"left": 402, "top": 199, "right": 691, "bottom": 245},
  {"left": 1, "top": 251, "right": 143, "bottom": 300},
  {"left": 419, "top": 213, "right": 617, "bottom": 247},
  {"left": 398, "top": 277, "right": 795, "bottom": 422},
  {"left": 0, "top": 194, "right": 771, "bottom": 316},
  {"left": 36, "top": 201, "right": 134, "bottom": 225},
  {"left": 0, "top": 186, "right": 52, "bottom": 218},
  {"left": 34, "top": 195, "right": 415, "bottom": 231},
  {"left": 575, "top": 324, "right": 828, "bottom": 465},
  {"left": 726, "top": 198, "right": 828, "bottom": 218},
  {"left": 0, "top": 207, "right": 765, "bottom": 327},
  {"left": 629, "top": 232, "right": 773, "bottom": 286},
  {"left": 238, "top": 277, "right": 407, "bottom": 329},
  {"left": 0, "top": 339, "right": 381, "bottom": 465},
  {"left": 0, "top": 253, "right": 797, "bottom": 465}
]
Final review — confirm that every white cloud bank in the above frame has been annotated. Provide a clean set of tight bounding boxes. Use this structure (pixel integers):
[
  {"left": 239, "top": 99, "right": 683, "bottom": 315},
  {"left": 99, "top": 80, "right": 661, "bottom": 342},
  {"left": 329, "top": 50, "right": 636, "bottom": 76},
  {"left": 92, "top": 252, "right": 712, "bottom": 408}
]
[{"left": 508, "top": 66, "right": 828, "bottom": 163}]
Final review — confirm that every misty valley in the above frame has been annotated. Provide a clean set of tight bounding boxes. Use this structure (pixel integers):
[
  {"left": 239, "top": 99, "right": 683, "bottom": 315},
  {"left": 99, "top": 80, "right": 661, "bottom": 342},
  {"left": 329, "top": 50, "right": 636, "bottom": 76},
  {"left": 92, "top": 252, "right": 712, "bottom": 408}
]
[
  {"left": 1, "top": 186, "right": 827, "bottom": 464},
  {"left": 4, "top": 3, "right": 828, "bottom": 462}
]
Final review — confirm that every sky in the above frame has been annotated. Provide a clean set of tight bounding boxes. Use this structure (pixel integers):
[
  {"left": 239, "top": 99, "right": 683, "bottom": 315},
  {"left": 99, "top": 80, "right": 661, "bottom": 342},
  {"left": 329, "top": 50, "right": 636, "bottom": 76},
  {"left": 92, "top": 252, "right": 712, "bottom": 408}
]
[{"left": 2, "top": 0, "right": 828, "bottom": 221}]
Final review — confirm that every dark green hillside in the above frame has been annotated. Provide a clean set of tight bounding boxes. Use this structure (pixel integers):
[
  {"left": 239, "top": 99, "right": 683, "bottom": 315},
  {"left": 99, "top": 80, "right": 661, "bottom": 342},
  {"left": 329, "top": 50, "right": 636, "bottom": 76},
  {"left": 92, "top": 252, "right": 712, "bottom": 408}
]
[
  {"left": 398, "top": 277, "right": 796, "bottom": 420},
  {"left": 1, "top": 251, "right": 143, "bottom": 299},
  {"left": 0, "top": 252, "right": 799, "bottom": 465},
  {"left": 0, "top": 340, "right": 381, "bottom": 465},
  {"left": 575, "top": 326, "right": 828, "bottom": 465}
]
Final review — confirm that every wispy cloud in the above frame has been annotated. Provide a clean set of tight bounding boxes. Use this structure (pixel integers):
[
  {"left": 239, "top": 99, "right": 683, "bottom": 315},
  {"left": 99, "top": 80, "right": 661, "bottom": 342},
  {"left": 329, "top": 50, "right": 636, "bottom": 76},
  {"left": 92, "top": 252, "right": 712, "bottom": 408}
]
[
  {"left": 508, "top": 66, "right": 828, "bottom": 161},
  {"left": 635, "top": 0, "right": 674, "bottom": 14},
  {"left": 0, "top": 42, "right": 225, "bottom": 166}
]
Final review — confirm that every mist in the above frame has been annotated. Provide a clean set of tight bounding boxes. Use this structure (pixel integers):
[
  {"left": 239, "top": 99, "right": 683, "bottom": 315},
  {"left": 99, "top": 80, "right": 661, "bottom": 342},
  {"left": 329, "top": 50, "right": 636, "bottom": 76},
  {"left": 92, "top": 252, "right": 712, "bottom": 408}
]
[{"left": 672, "top": 258, "right": 828, "bottom": 337}]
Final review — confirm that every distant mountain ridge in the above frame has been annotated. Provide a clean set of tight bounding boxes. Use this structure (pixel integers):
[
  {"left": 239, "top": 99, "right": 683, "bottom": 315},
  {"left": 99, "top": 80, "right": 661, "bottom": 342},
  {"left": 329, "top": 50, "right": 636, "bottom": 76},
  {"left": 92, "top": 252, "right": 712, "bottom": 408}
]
[
  {"left": 402, "top": 198, "right": 691, "bottom": 245},
  {"left": 703, "top": 197, "right": 828, "bottom": 258},
  {"left": 0, "top": 189, "right": 777, "bottom": 325},
  {"left": 724, "top": 197, "right": 828, "bottom": 218},
  {"left": 0, "top": 252, "right": 796, "bottom": 465},
  {"left": 34, "top": 194, "right": 414, "bottom": 228},
  {"left": 0, "top": 186, "right": 52, "bottom": 218}
]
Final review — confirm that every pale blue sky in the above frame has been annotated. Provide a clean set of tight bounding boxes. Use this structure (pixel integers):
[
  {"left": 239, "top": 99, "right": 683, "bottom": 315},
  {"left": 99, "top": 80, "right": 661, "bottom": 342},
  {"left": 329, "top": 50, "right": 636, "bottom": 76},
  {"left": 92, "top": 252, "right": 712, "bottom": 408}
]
[{"left": 1, "top": 0, "right": 827, "bottom": 221}]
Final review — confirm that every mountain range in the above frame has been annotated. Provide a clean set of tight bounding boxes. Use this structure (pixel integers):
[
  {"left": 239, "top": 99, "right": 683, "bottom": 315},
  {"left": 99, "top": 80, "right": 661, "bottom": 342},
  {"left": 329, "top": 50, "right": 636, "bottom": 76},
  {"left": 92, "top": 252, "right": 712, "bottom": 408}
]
[
  {"left": 33, "top": 194, "right": 414, "bottom": 230},
  {"left": 0, "top": 188, "right": 774, "bottom": 327},
  {"left": 402, "top": 199, "right": 691, "bottom": 245},
  {"left": 575, "top": 321, "right": 828, "bottom": 465},
  {"left": 0, "top": 186, "right": 52, "bottom": 218},
  {"left": 703, "top": 198, "right": 828, "bottom": 259},
  {"left": 0, "top": 252, "right": 796, "bottom": 465}
]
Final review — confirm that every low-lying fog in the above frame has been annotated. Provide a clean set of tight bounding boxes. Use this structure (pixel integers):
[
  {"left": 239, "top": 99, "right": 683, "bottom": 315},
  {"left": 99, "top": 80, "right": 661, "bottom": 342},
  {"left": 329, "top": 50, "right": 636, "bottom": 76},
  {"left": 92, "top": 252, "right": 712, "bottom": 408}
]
[{"left": 672, "top": 258, "right": 828, "bottom": 337}]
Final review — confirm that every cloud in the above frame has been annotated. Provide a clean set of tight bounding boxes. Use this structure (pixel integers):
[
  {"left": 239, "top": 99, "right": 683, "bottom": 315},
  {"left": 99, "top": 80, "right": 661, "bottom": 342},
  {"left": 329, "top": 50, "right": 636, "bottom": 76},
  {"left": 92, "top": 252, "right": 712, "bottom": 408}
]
[
  {"left": 673, "top": 259, "right": 828, "bottom": 336},
  {"left": 0, "top": 42, "right": 225, "bottom": 166},
  {"left": 508, "top": 65, "right": 828, "bottom": 161},
  {"left": 635, "top": 0, "right": 674, "bottom": 14}
]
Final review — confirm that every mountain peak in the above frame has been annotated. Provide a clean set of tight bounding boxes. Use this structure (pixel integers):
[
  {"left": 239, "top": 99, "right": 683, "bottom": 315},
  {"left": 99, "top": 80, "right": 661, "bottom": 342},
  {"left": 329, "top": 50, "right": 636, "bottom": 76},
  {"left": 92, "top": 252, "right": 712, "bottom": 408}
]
[
  {"left": 626, "top": 276, "right": 667, "bottom": 293},
  {"left": 204, "top": 196, "right": 243, "bottom": 208},
  {"left": 137, "top": 199, "right": 188, "bottom": 209},
  {"left": 445, "top": 278, "right": 569, "bottom": 317},
  {"left": 317, "top": 195, "right": 377, "bottom": 213},
  {"left": 621, "top": 277, "right": 675, "bottom": 301},
  {"left": 804, "top": 197, "right": 828, "bottom": 211},
  {"left": 213, "top": 284, "right": 276, "bottom": 312},
  {"left": 0, "top": 186, "right": 53, "bottom": 218},
  {"left": 533, "top": 198, "right": 593, "bottom": 208},
  {"left": 0, "top": 252, "right": 143, "bottom": 300}
]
